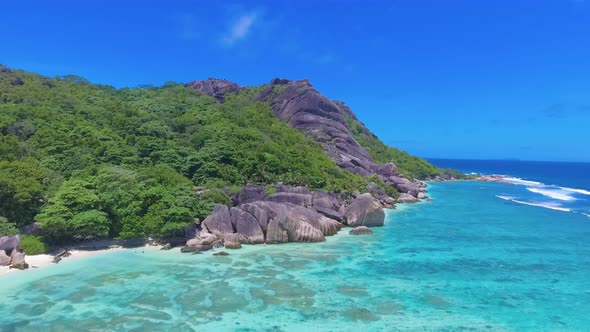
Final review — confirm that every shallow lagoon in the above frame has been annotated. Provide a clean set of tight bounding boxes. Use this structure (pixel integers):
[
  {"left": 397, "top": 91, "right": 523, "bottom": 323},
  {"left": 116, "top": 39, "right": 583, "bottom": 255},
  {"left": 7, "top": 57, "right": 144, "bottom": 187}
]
[{"left": 2, "top": 182, "right": 590, "bottom": 331}]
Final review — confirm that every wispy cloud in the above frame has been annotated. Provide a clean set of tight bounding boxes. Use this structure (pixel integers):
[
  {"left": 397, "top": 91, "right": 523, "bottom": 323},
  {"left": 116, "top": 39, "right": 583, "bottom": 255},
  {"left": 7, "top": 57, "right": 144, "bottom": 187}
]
[{"left": 222, "top": 12, "right": 258, "bottom": 46}]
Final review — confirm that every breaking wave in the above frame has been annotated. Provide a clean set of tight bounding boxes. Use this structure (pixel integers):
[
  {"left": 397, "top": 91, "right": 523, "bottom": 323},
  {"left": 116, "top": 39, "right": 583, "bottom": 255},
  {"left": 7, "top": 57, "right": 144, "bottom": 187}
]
[
  {"left": 526, "top": 188, "right": 576, "bottom": 201},
  {"left": 501, "top": 177, "right": 590, "bottom": 202},
  {"left": 496, "top": 195, "right": 572, "bottom": 212}
]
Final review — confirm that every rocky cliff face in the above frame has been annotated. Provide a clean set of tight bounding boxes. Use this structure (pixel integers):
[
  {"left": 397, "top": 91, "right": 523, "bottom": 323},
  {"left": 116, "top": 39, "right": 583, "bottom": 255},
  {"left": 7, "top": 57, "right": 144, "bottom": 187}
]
[
  {"left": 184, "top": 78, "right": 244, "bottom": 102},
  {"left": 186, "top": 77, "right": 423, "bottom": 197}
]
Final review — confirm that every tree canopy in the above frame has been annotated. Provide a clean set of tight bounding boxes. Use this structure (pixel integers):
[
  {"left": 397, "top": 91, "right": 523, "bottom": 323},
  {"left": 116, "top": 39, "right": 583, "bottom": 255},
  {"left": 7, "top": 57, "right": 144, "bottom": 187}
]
[{"left": 0, "top": 66, "right": 395, "bottom": 243}]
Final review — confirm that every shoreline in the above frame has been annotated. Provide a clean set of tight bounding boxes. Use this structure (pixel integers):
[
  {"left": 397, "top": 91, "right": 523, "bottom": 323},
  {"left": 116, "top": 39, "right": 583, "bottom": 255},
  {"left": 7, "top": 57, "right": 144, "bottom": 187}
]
[
  {"left": 1, "top": 184, "right": 439, "bottom": 278},
  {"left": 0, "top": 246, "right": 127, "bottom": 277},
  {"left": 0, "top": 204, "right": 420, "bottom": 279}
]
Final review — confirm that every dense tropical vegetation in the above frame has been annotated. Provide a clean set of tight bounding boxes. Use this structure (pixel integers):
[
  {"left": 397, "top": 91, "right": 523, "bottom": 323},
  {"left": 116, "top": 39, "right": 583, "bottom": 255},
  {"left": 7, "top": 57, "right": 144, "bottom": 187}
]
[{"left": 1, "top": 66, "right": 412, "bottom": 247}]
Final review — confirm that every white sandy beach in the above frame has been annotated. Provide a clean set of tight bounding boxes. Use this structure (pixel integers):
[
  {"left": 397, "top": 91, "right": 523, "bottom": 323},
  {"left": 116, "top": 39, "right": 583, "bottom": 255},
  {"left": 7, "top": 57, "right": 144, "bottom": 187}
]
[{"left": 0, "top": 247, "right": 125, "bottom": 277}]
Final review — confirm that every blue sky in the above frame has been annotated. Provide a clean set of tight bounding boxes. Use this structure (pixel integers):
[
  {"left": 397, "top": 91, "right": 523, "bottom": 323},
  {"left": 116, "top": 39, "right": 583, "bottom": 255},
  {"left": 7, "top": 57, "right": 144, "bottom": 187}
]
[{"left": 2, "top": 0, "right": 589, "bottom": 162}]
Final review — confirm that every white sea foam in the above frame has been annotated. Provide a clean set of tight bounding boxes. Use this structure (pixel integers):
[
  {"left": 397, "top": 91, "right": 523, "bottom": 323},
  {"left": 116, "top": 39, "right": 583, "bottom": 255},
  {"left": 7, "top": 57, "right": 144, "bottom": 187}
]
[
  {"left": 561, "top": 187, "right": 590, "bottom": 196},
  {"left": 495, "top": 195, "right": 571, "bottom": 212},
  {"left": 526, "top": 187, "right": 577, "bottom": 201},
  {"left": 501, "top": 176, "right": 590, "bottom": 200},
  {"left": 502, "top": 177, "right": 543, "bottom": 187},
  {"left": 583, "top": 213, "right": 590, "bottom": 218},
  {"left": 496, "top": 195, "right": 515, "bottom": 201}
]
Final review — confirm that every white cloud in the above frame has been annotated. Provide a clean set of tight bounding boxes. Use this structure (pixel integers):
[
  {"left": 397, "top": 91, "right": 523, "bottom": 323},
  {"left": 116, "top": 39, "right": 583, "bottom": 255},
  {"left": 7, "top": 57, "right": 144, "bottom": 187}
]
[{"left": 222, "top": 12, "right": 258, "bottom": 45}]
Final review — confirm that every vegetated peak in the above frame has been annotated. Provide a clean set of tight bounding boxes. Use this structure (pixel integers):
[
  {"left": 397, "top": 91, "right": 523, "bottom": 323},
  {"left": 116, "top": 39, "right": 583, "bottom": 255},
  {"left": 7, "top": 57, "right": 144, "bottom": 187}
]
[{"left": 183, "top": 74, "right": 448, "bottom": 190}]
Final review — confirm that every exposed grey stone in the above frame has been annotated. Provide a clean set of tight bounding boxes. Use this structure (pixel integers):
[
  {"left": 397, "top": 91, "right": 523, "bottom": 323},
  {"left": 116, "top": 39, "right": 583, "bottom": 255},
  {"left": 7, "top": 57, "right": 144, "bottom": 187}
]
[
  {"left": 240, "top": 203, "right": 269, "bottom": 232},
  {"left": 184, "top": 78, "right": 244, "bottom": 102},
  {"left": 314, "top": 206, "right": 343, "bottom": 222},
  {"left": 202, "top": 205, "right": 233, "bottom": 235},
  {"left": 224, "top": 233, "right": 242, "bottom": 249},
  {"left": 0, "top": 250, "right": 11, "bottom": 266},
  {"left": 10, "top": 250, "right": 28, "bottom": 270},
  {"left": 343, "top": 193, "right": 385, "bottom": 227},
  {"left": 232, "top": 185, "right": 266, "bottom": 205},
  {"left": 397, "top": 193, "right": 420, "bottom": 204},
  {"left": 230, "top": 207, "right": 265, "bottom": 244},
  {"left": 0, "top": 235, "right": 21, "bottom": 252},
  {"left": 265, "top": 192, "right": 312, "bottom": 207}
]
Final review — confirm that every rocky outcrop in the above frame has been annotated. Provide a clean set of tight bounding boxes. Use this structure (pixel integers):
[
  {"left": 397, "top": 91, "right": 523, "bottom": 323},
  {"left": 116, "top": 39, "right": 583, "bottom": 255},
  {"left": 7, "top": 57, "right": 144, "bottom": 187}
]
[
  {"left": 350, "top": 226, "right": 374, "bottom": 236},
  {"left": 182, "top": 232, "right": 223, "bottom": 253},
  {"left": 202, "top": 205, "right": 234, "bottom": 235},
  {"left": 231, "top": 184, "right": 266, "bottom": 205},
  {"left": 258, "top": 79, "right": 375, "bottom": 176},
  {"left": 266, "top": 192, "right": 312, "bottom": 207},
  {"left": 0, "top": 235, "right": 21, "bottom": 252},
  {"left": 185, "top": 184, "right": 391, "bottom": 251},
  {"left": 184, "top": 78, "right": 244, "bottom": 102},
  {"left": 10, "top": 250, "right": 28, "bottom": 270},
  {"left": 0, "top": 250, "right": 11, "bottom": 266},
  {"left": 314, "top": 206, "right": 343, "bottom": 222},
  {"left": 224, "top": 233, "right": 242, "bottom": 249},
  {"left": 397, "top": 193, "right": 420, "bottom": 204},
  {"left": 343, "top": 194, "right": 385, "bottom": 227},
  {"left": 186, "top": 77, "right": 429, "bottom": 198},
  {"left": 229, "top": 207, "right": 265, "bottom": 244}
]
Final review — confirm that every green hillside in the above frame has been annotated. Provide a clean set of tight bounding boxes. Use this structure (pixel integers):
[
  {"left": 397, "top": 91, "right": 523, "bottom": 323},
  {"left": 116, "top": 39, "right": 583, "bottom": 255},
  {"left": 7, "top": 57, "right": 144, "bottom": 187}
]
[{"left": 1, "top": 66, "right": 396, "bottom": 244}]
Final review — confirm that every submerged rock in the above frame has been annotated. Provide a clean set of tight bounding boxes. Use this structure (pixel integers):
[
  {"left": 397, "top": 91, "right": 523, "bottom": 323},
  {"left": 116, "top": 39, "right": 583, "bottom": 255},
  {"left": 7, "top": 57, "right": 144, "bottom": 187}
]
[
  {"left": 213, "top": 251, "right": 230, "bottom": 256},
  {"left": 343, "top": 193, "right": 385, "bottom": 227},
  {"left": 349, "top": 226, "right": 374, "bottom": 235}
]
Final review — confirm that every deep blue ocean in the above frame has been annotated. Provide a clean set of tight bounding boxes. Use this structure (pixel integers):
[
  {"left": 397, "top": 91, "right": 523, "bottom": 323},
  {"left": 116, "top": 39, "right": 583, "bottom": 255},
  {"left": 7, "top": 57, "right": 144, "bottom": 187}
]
[
  {"left": 430, "top": 158, "right": 590, "bottom": 218},
  {"left": 1, "top": 159, "right": 590, "bottom": 331},
  {"left": 429, "top": 158, "right": 590, "bottom": 191}
]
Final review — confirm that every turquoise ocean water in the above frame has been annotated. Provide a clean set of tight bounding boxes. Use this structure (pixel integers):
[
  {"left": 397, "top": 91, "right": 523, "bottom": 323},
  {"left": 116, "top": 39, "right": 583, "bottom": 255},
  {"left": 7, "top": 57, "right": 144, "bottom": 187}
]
[{"left": 2, "top": 181, "right": 590, "bottom": 331}]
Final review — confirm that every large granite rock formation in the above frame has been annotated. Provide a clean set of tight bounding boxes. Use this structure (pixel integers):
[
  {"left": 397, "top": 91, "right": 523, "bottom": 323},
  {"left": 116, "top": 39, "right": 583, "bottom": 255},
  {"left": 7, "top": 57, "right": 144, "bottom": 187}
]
[
  {"left": 202, "top": 205, "right": 234, "bottom": 235},
  {"left": 183, "top": 185, "right": 388, "bottom": 252},
  {"left": 0, "top": 250, "right": 11, "bottom": 266},
  {"left": 343, "top": 194, "right": 385, "bottom": 227},
  {"left": 0, "top": 235, "right": 21, "bottom": 252},
  {"left": 186, "top": 77, "right": 427, "bottom": 199},
  {"left": 229, "top": 207, "right": 265, "bottom": 244},
  {"left": 10, "top": 250, "right": 28, "bottom": 270},
  {"left": 184, "top": 78, "right": 244, "bottom": 102},
  {"left": 258, "top": 79, "right": 375, "bottom": 176}
]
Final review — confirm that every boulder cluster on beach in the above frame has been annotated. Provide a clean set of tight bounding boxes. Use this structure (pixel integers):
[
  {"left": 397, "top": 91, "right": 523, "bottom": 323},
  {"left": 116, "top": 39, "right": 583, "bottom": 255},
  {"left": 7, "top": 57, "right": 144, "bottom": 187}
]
[
  {"left": 0, "top": 235, "right": 29, "bottom": 270},
  {"left": 181, "top": 183, "right": 429, "bottom": 253}
]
